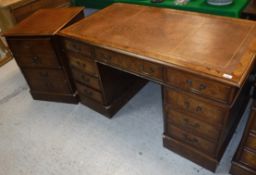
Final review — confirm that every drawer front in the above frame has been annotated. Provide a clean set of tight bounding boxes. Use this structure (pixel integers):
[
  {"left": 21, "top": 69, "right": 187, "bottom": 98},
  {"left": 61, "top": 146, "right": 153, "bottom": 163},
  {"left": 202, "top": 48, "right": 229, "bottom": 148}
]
[
  {"left": 23, "top": 69, "right": 71, "bottom": 93},
  {"left": 76, "top": 82, "right": 103, "bottom": 103},
  {"left": 246, "top": 133, "right": 256, "bottom": 151},
  {"left": 95, "top": 47, "right": 163, "bottom": 81},
  {"left": 166, "top": 110, "right": 220, "bottom": 141},
  {"left": 240, "top": 149, "right": 256, "bottom": 169},
  {"left": 165, "top": 88, "right": 227, "bottom": 125},
  {"left": 166, "top": 68, "right": 235, "bottom": 103},
  {"left": 71, "top": 68, "right": 101, "bottom": 91},
  {"left": 67, "top": 52, "right": 98, "bottom": 77},
  {"left": 166, "top": 125, "right": 216, "bottom": 155},
  {"left": 63, "top": 39, "right": 92, "bottom": 57},
  {"left": 12, "top": 0, "right": 70, "bottom": 22},
  {"left": 8, "top": 38, "right": 60, "bottom": 68}
]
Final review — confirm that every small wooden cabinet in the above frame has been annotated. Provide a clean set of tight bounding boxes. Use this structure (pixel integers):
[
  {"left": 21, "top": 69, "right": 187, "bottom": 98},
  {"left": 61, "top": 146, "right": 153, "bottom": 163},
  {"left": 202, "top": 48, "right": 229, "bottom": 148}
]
[
  {"left": 4, "top": 7, "right": 84, "bottom": 103},
  {"left": 230, "top": 102, "right": 256, "bottom": 175}
]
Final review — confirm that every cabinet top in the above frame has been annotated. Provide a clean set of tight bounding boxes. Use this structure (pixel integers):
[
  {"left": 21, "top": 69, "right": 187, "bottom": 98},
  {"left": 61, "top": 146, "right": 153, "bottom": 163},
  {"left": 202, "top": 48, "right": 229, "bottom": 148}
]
[
  {"left": 0, "top": 0, "right": 32, "bottom": 8},
  {"left": 4, "top": 7, "right": 84, "bottom": 36},
  {"left": 60, "top": 3, "right": 256, "bottom": 87}
]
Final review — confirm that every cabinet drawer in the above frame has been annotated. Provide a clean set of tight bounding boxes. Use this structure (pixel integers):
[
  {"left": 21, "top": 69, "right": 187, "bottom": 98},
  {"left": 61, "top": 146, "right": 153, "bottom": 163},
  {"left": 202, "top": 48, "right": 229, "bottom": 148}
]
[
  {"left": 166, "top": 110, "right": 220, "bottom": 141},
  {"left": 71, "top": 68, "right": 101, "bottom": 91},
  {"left": 76, "top": 82, "right": 103, "bottom": 104},
  {"left": 63, "top": 39, "right": 92, "bottom": 57},
  {"left": 23, "top": 69, "right": 71, "bottom": 93},
  {"left": 165, "top": 88, "right": 227, "bottom": 126},
  {"left": 165, "top": 68, "right": 236, "bottom": 104},
  {"left": 240, "top": 149, "right": 256, "bottom": 169},
  {"left": 166, "top": 125, "right": 216, "bottom": 155},
  {"left": 246, "top": 133, "right": 256, "bottom": 151},
  {"left": 8, "top": 38, "right": 60, "bottom": 68},
  {"left": 67, "top": 52, "right": 98, "bottom": 77},
  {"left": 95, "top": 47, "right": 163, "bottom": 81}
]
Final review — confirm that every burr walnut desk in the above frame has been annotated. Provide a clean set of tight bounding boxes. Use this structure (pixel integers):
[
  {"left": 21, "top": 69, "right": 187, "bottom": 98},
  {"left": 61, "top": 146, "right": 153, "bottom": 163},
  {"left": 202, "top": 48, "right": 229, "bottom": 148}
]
[{"left": 59, "top": 3, "right": 255, "bottom": 172}]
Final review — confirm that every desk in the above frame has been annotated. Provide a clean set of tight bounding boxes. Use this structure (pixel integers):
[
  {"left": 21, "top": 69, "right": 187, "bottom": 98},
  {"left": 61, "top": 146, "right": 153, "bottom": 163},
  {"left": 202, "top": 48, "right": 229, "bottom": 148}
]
[{"left": 58, "top": 3, "right": 256, "bottom": 171}]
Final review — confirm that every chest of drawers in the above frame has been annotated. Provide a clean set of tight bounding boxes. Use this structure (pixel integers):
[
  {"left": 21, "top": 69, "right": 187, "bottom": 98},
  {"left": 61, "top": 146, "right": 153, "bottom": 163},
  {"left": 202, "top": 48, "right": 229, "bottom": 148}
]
[
  {"left": 4, "top": 7, "right": 84, "bottom": 103},
  {"left": 231, "top": 102, "right": 256, "bottom": 175}
]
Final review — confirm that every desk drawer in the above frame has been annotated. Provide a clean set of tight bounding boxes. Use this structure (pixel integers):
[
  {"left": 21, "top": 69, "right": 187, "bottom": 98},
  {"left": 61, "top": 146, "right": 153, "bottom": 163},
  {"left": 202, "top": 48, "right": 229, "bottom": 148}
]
[
  {"left": 165, "top": 88, "right": 227, "bottom": 126},
  {"left": 166, "top": 125, "right": 216, "bottom": 155},
  {"left": 240, "top": 149, "right": 256, "bottom": 168},
  {"left": 67, "top": 52, "right": 98, "bottom": 77},
  {"left": 23, "top": 69, "right": 71, "bottom": 93},
  {"left": 246, "top": 133, "right": 256, "bottom": 151},
  {"left": 165, "top": 69, "right": 236, "bottom": 104},
  {"left": 8, "top": 38, "right": 60, "bottom": 68},
  {"left": 166, "top": 110, "right": 220, "bottom": 141},
  {"left": 76, "top": 82, "right": 103, "bottom": 104},
  {"left": 95, "top": 47, "right": 163, "bottom": 81},
  {"left": 71, "top": 68, "right": 101, "bottom": 91},
  {"left": 63, "top": 39, "right": 92, "bottom": 57}
]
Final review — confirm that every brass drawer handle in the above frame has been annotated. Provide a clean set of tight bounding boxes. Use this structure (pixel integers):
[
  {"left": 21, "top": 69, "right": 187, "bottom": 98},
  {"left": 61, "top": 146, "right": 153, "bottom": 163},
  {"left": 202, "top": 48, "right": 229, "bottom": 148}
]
[
  {"left": 183, "top": 118, "right": 200, "bottom": 129},
  {"left": 199, "top": 84, "right": 207, "bottom": 91},
  {"left": 84, "top": 89, "right": 93, "bottom": 97},
  {"left": 81, "top": 75, "right": 90, "bottom": 83},
  {"left": 182, "top": 134, "right": 198, "bottom": 144},
  {"left": 140, "top": 65, "right": 155, "bottom": 75},
  {"left": 195, "top": 106, "right": 202, "bottom": 112},
  {"left": 99, "top": 53, "right": 112, "bottom": 62},
  {"left": 32, "top": 56, "right": 40, "bottom": 64},
  {"left": 76, "top": 61, "right": 86, "bottom": 68},
  {"left": 186, "top": 79, "right": 207, "bottom": 92}
]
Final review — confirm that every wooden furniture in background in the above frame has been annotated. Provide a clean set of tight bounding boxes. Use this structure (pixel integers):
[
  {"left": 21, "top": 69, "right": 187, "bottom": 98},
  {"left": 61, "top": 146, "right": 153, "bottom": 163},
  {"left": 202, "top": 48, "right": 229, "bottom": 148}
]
[
  {"left": 241, "top": 0, "right": 256, "bottom": 20},
  {"left": 0, "top": 0, "right": 71, "bottom": 67},
  {"left": 230, "top": 102, "right": 256, "bottom": 175},
  {"left": 4, "top": 7, "right": 84, "bottom": 103},
  {"left": 58, "top": 3, "right": 256, "bottom": 171}
]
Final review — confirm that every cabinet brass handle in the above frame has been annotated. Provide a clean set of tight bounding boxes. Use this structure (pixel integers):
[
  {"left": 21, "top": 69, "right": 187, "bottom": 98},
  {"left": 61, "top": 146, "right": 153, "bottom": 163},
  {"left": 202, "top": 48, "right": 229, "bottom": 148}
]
[
  {"left": 195, "top": 106, "right": 202, "bottom": 112},
  {"left": 186, "top": 80, "right": 207, "bottom": 93},
  {"left": 100, "top": 53, "right": 112, "bottom": 62},
  {"left": 76, "top": 61, "right": 86, "bottom": 68},
  {"left": 140, "top": 65, "right": 154, "bottom": 75},
  {"left": 182, "top": 134, "right": 198, "bottom": 144},
  {"left": 32, "top": 56, "right": 40, "bottom": 64},
  {"left": 183, "top": 118, "right": 200, "bottom": 129},
  {"left": 186, "top": 79, "right": 192, "bottom": 86},
  {"left": 198, "top": 84, "right": 207, "bottom": 91}
]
